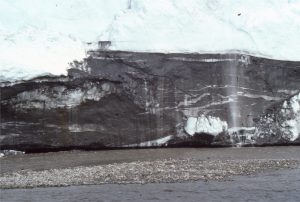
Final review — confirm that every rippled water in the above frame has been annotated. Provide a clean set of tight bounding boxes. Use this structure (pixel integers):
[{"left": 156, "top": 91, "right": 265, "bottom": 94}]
[{"left": 1, "top": 167, "right": 300, "bottom": 202}]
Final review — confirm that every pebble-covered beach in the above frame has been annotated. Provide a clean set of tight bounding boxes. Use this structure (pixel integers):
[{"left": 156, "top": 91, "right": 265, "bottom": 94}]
[{"left": 1, "top": 158, "right": 298, "bottom": 189}]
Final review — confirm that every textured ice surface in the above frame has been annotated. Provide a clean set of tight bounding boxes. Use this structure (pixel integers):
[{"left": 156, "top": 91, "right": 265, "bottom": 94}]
[
  {"left": 185, "top": 115, "right": 228, "bottom": 136},
  {"left": 255, "top": 92, "right": 300, "bottom": 142},
  {"left": 281, "top": 93, "right": 300, "bottom": 141},
  {"left": 4, "top": 82, "right": 116, "bottom": 109}
]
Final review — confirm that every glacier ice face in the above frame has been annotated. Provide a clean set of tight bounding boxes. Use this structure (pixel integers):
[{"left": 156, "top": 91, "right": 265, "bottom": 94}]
[{"left": 1, "top": 51, "right": 300, "bottom": 151}]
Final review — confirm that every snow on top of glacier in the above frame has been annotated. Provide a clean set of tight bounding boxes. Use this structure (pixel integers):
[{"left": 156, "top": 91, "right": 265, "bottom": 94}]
[
  {"left": 1, "top": 0, "right": 300, "bottom": 82},
  {"left": 103, "top": 0, "right": 300, "bottom": 61}
]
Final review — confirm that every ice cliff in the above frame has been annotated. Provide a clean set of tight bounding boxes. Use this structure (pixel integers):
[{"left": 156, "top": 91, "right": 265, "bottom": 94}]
[
  {"left": 1, "top": 0, "right": 300, "bottom": 151},
  {"left": 1, "top": 51, "right": 299, "bottom": 151}
]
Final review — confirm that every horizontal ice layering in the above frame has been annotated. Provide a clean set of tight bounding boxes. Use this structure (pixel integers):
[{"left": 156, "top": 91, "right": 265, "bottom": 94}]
[
  {"left": 3, "top": 81, "right": 116, "bottom": 109},
  {"left": 1, "top": 0, "right": 300, "bottom": 81},
  {"left": 184, "top": 115, "right": 228, "bottom": 136},
  {"left": 1, "top": 50, "right": 300, "bottom": 151}
]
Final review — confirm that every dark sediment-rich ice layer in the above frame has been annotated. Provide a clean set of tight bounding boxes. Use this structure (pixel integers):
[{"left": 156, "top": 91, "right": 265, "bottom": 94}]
[{"left": 1, "top": 51, "right": 299, "bottom": 151}]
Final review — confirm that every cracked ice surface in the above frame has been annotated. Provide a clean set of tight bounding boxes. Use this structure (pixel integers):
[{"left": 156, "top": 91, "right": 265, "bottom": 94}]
[
  {"left": 281, "top": 93, "right": 300, "bottom": 141},
  {"left": 185, "top": 115, "right": 228, "bottom": 136}
]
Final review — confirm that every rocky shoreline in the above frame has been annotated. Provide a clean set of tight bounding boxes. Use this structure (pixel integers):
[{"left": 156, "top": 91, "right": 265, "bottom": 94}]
[{"left": 1, "top": 158, "right": 298, "bottom": 189}]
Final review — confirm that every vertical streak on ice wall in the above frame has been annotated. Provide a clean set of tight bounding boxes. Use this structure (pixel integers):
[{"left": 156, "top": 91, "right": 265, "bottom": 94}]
[{"left": 227, "top": 55, "right": 240, "bottom": 128}]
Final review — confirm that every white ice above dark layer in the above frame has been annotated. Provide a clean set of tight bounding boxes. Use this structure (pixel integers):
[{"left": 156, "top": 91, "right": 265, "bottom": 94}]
[
  {"left": 0, "top": 0, "right": 128, "bottom": 82},
  {"left": 1, "top": 0, "right": 300, "bottom": 81}
]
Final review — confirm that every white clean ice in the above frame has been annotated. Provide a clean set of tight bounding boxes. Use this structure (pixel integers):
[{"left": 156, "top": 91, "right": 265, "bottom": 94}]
[
  {"left": 185, "top": 115, "right": 228, "bottom": 136},
  {"left": 281, "top": 93, "right": 300, "bottom": 141},
  {"left": 1, "top": 0, "right": 300, "bottom": 82}
]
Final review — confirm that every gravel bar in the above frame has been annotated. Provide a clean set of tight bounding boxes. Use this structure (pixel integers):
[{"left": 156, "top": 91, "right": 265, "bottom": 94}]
[{"left": 0, "top": 159, "right": 299, "bottom": 189}]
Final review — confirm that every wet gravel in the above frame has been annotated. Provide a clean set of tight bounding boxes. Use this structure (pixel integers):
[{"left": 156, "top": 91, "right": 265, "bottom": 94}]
[{"left": 0, "top": 159, "right": 298, "bottom": 189}]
